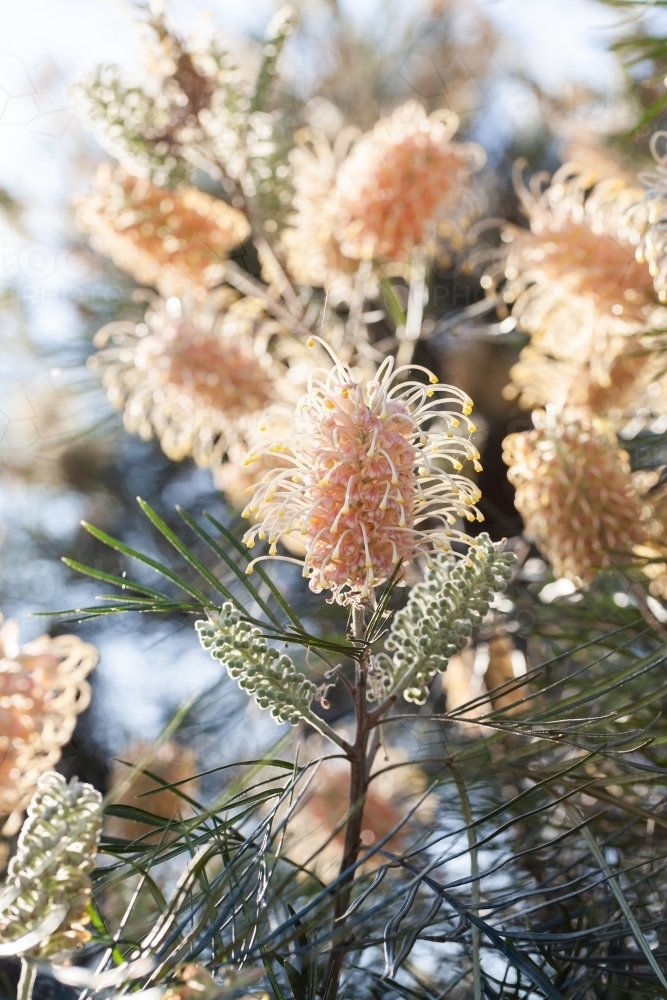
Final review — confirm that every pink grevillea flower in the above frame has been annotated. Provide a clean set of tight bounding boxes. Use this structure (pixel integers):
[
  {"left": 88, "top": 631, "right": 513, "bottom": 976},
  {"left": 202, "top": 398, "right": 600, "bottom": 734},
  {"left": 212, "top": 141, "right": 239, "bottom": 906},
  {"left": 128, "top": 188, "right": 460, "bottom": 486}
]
[
  {"left": 336, "top": 101, "right": 484, "bottom": 263},
  {"left": 242, "top": 341, "right": 483, "bottom": 602}
]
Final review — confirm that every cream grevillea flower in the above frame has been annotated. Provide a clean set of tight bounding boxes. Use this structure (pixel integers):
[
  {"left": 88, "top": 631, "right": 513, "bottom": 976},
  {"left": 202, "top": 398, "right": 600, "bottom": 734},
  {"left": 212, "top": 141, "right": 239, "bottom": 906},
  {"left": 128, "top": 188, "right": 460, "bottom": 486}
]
[
  {"left": 0, "top": 617, "right": 98, "bottom": 834},
  {"left": 491, "top": 164, "right": 667, "bottom": 407},
  {"left": 279, "top": 102, "right": 483, "bottom": 296},
  {"left": 335, "top": 100, "right": 484, "bottom": 263},
  {"left": 75, "top": 164, "right": 250, "bottom": 294},
  {"left": 89, "top": 288, "right": 304, "bottom": 486},
  {"left": 242, "top": 341, "right": 483, "bottom": 601},
  {"left": 503, "top": 408, "right": 651, "bottom": 586}
]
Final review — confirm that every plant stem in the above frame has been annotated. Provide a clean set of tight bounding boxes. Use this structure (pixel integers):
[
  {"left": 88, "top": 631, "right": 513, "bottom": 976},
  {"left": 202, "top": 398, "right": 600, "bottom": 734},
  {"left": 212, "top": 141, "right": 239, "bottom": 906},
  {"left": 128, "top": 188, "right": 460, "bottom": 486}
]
[
  {"left": 322, "top": 605, "right": 370, "bottom": 1000},
  {"left": 17, "top": 959, "right": 37, "bottom": 1000}
]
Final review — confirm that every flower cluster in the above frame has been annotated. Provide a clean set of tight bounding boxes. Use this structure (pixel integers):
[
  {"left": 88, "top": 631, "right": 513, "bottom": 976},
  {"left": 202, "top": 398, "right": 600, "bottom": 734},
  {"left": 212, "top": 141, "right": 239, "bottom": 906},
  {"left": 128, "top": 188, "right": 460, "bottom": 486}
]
[
  {"left": 196, "top": 604, "right": 316, "bottom": 725},
  {"left": 0, "top": 772, "right": 102, "bottom": 961},
  {"left": 0, "top": 617, "right": 98, "bottom": 833},
  {"left": 336, "top": 101, "right": 484, "bottom": 263},
  {"left": 242, "top": 345, "right": 483, "bottom": 601},
  {"left": 75, "top": 165, "right": 250, "bottom": 294},
  {"left": 382, "top": 533, "right": 515, "bottom": 704},
  {"left": 492, "top": 165, "right": 667, "bottom": 413},
  {"left": 504, "top": 409, "right": 652, "bottom": 585},
  {"left": 72, "top": 8, "right": 227, "bottom": 187},
  {"left": 89, "top": 289, "right": 303, "bottom": 490},
  {"left": 280, "top": 101, "right": 484, "bottom": 295}
]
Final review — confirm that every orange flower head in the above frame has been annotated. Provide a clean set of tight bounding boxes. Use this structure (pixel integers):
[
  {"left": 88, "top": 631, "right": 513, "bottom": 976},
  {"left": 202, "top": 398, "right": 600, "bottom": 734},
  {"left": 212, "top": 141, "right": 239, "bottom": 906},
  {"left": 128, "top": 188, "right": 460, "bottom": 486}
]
[
  {"left": 336, "top": 101, "right": 484, "bottom": 262},
  {"left": 0, "top": 617, "right": 98, "bottom": 832},
  {"left": 76, "top": 164, "right": 250, "bottom": 293},
  {"left": 243, "top": 340, "right": 483, "bottom": 602},
  {"left": 504, "top": 408, "right": 651, "bottom": 585},
  {"left": 90, "top": 290, "right": 296, "bottom": 483}
]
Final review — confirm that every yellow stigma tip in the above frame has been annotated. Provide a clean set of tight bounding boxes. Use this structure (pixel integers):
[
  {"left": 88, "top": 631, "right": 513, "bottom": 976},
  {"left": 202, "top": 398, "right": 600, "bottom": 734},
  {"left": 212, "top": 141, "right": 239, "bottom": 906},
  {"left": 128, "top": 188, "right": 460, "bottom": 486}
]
[
  {"left": 307, "top": 337, "right": 315, "bottom": 347},
  {"left": 468, "top": 423, "right": 477, "bottom": 433},
  {"left": 246, "top": 566, "right": 254, "bottom": 575},
  {"left": 453, "top": 461, "right": 463, "bottom": 470},
  {"left": 426, "top": 389, "right": 434, "bottom": 397}
]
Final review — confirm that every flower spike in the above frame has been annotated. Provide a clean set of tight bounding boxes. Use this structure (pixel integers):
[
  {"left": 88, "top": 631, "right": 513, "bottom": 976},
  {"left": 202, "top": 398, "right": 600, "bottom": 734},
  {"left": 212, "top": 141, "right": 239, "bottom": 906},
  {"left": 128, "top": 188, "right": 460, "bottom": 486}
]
[{"left": 242, "top": 348, "right": 482, "bottom": 602}]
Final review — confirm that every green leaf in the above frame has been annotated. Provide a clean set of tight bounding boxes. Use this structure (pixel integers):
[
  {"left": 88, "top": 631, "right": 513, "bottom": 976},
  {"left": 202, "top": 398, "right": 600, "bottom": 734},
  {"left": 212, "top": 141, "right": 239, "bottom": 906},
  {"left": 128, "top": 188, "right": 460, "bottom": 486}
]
[
  {"left": 136, "top": 498, "right": 242, "bottom": 609},
  {"left": 81, "top": 520, "right": 211, "bottom": 606},
  {"left": 204, "top": 512, "right": 306, "bottom": 631},
  {"left": 177, "top": 506, "right": 283, "bottom": 628}
]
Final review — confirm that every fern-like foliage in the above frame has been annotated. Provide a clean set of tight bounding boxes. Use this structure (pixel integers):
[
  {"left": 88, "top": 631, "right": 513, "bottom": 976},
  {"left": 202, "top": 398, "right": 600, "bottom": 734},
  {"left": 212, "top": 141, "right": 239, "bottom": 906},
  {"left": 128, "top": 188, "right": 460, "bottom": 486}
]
[
  {"left": 196, "top": 603, "right": 316, "bottom": 725},
  {"left": 383, "top": 533, "right": 515, "bottom": 703}
]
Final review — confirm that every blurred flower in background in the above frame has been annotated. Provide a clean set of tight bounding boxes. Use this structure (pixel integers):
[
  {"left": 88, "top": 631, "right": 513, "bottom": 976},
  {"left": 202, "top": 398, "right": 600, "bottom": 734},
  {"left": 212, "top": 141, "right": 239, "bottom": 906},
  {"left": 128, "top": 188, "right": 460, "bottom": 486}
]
[{"left": 0, "top": 616, "right": 97, "bottom": 835}]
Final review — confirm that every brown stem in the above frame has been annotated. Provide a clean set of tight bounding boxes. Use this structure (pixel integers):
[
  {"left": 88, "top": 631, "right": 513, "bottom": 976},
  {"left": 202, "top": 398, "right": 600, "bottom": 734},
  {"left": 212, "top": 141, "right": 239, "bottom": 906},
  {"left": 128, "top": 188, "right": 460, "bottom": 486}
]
[{"left": 322, "top": 606, "right": 370, "bottom": 1000}]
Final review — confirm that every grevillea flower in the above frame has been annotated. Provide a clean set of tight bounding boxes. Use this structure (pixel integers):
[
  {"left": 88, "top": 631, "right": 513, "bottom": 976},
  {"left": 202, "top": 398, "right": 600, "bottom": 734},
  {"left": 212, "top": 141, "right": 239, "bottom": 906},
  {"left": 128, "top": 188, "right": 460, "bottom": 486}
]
[
  {"left": 75, "top": 165, "right": 250, "bottom": 294},
  {"left": 490, "top": 164, "right": 667, "bottom": 408},
  {"left": 279, "top": 102, "right": 482, "bottom": 296},
  {"left": 335, "top": 100, "right": 484, "bottom": 263},
  {"left": 0, "top": 616, "right": 98, "bottom": 834},
  {"left": 503, "top": 408, "right": 651, "bottom": 586},
  {"left": 89, "top": 289, "right": 303, "bottom": 487},
  {"left": 0, "top": 772, "right": 102, "bottom": 961},
  {"left": 242, "top": 341, "right": 483, "bottom": 601}
]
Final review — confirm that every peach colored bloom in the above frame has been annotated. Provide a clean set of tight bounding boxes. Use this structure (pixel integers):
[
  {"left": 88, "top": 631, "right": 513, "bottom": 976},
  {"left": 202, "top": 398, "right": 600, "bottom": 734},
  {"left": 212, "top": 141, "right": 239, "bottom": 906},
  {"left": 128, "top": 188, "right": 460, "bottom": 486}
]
[
  {"left": 90, "top": 289, "right": 302, "bottom": 485},
  {"left": 489, "top": 164, "right": 667, "bottom": 409},
  {"left": 503, "top": 408, "right": 651, "bottom": 586},
  {"left": 242, "top": 341, "right": 483, "bottom": 601},
  {"left": 0, "top": 616, "right": 98, "bottom": 833},
  {"left": 75, "top": 164, "right": 250, "bottom": 294},
  {"left": 336, "top": 101, "right": 484, "bottom": 263},
  {"left": 279, "top": 102, "right": 482, "bottom": 297}
]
